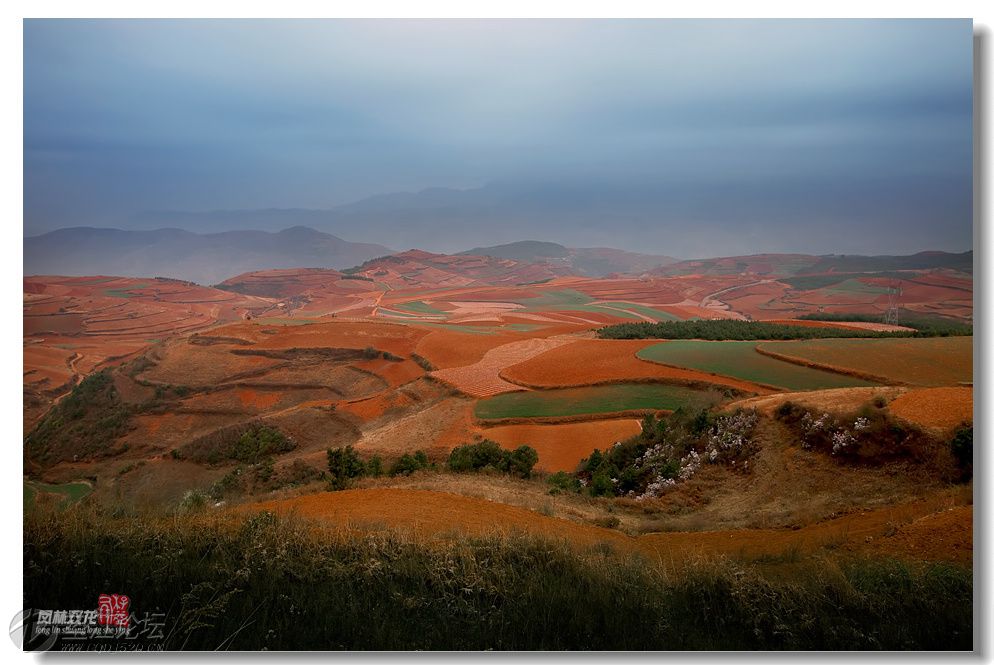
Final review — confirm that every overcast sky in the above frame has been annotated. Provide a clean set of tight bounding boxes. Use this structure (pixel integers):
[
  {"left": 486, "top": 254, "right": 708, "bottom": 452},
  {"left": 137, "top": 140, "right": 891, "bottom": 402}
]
[{"left": 23, "top": 19, "right": 973, "bottom": 255}]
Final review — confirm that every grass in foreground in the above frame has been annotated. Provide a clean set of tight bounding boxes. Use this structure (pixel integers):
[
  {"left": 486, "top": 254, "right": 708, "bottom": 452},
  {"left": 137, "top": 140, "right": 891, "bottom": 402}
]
[{"left": 23, "top": 507, "right": 972, "bottom": 650}]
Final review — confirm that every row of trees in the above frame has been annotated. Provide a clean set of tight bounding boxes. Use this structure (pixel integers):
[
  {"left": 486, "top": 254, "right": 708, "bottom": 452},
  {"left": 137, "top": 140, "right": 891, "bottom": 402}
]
[
  {"left": 598, "top": 319, "right": 919, "bottom": 341},
  {"left": 326, "top": 441, "right": 539, "bottom": 490}
]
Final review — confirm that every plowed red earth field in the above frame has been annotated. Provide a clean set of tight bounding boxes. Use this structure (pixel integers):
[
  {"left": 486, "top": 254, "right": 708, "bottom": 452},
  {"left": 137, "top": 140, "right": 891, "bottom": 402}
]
[
  {"left": 430, "top": 336, "right": 577, "bottom": 397},
  {"left": 888, "top": 387, "right": 973, "bottom": 433},
  {"left": 478, "top": 419, "right": 642, "bottom": 472},
  {"left": 414, "top": 330, "right": 523, "bottom": 369},
  {"left": 500, "top": 339, "right": 772, "bottom": 394},
  {"left": 247, "top": 489, "right": 971, "bottom": 565}
]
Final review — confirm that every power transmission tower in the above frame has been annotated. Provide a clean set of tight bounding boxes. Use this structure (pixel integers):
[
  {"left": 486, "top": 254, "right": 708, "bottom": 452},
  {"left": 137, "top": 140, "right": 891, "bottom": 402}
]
[{"left": 883, "top": 280, "right": 902, "bottom": 326}]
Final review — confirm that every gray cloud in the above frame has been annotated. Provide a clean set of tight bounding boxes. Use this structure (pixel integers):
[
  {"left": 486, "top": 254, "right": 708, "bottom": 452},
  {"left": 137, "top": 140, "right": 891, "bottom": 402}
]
[{"left": 24, "top": 19, "right": 973, "bottom": 256}]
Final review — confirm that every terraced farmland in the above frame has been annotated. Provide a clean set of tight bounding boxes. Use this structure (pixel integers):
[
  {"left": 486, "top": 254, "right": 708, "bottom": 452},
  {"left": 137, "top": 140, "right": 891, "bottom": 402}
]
[
  {"left": 430, "top": 336, "right": 576, "bottom": 397},
  {"left": 637, "top": 341, "right": 878, "bottom": 391},
  {"left": 474, "top": 382, "right": 706, "bottom": 420},
  {"left": 757, "top": 337, "right": 972, "bottom": 386}
]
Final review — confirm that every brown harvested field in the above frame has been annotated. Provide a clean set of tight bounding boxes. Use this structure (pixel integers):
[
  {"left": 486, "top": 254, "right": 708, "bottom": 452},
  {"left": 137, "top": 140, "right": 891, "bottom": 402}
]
[
  {"left": 479, "top": 419, "right": 642, "bottom": 472},
  {"left": 729, "top": 387, "right": 907, "bottom": 416},
  {"left": 355, "top": 396, "right": 477, "bottom": 458},
  {"left": 501, "top": 339, "right": 772, "bottom": 394},
  {"left": 215, "top": 320, "right": 428, "bottom": 357},
  {"left": 120, "top": 412, "right": 245, "bottom": 453},
  {"left": 139, "top": 342, "right": 284, "bottom": 387},
  {"left": 756, "top": 336, "right": 972, "bottom": 386},
  {"left": 888, "top": 387, "right": 973, "bottom": 433},
  {"left": 246, "top": 488, "right": 971, "bottom": 565},
  {"left": 430, "top": 336, "right": 577, "bottom": 397},
  {"left": 761, "top": 318, "right": 914, "bottom": 333}
]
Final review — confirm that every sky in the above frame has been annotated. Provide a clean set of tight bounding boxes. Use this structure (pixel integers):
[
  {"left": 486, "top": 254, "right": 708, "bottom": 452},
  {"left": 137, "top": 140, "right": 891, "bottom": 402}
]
[{"left": 23, "top": 19, "right": 974, "bottom": 256}]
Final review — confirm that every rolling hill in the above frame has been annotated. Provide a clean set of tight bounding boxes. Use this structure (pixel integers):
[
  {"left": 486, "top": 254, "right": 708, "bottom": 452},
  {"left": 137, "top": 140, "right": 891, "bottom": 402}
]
[{"left": 459, "top": 241, "right": 676, "bottom": 276}]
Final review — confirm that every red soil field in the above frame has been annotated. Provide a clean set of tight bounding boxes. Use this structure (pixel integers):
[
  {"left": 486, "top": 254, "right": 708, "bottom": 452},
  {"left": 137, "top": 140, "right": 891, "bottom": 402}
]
[
  {"left": 500, "top": 339, "right": 773, "bottom": 395},
  {"left": 479, "top": 419, "right": 642, "bottom": 472},
  {"left": 339, "top": 392, "right": 414, "bottom": 422},
  {"left": 237, "top": 388, "right": 283, "bottom": 410},
  {"left": 352, "top": 358, "right": 424, "bottom": 387},
  {"left": 430, "top": 336, "right": 577, "bottom": 397},
  {"left": 246, "top": 489, "right": 971, "bottom": 565},
  {"left": 888, "top": 387, "right": 973, "bottom": 433},
  {"left": 23, "top": 276, "right": 269, "bottom": 425},
  {"left": 414, "top": 330, "right": 524, "bottom": 369},
  {"left": 862, "top": 505, "right": 972, "bottom": 565}
]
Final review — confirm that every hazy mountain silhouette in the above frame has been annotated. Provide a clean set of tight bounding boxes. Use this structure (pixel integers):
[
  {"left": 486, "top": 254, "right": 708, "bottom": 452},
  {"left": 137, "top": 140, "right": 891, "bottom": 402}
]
[{"left": 24, "top": 226, "right": 393, "bottom": 285}]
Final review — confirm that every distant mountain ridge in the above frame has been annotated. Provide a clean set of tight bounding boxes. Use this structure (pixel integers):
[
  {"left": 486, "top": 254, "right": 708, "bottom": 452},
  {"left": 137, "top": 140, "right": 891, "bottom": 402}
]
[
  {"left": 24, "top": 226, "right": 392, "bottom": 285},
  {"left": 655, "top": 251, "right": 973, "bottom": 277},
  {"left": 24, "top": 222, "right": 973, "bottom": 288},
  {"left": 459, "top": 240, "right": 677, "bottom": 277},
  {"left": 112, "top": 180, "right": 973, "bottom": 259}
]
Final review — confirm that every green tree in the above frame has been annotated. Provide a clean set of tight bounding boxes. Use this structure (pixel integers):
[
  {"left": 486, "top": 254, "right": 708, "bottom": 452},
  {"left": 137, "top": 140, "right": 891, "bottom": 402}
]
[{"left": 326, "top": 445, "right": 366, "bottom": 490}]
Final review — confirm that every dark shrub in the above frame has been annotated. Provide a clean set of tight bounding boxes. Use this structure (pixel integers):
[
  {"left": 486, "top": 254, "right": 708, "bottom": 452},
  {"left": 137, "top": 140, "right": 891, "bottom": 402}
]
[
  {"left": 232, "top": 426, "right": 295, "bottom": 464},
  {"left": 326, "top": 445, "right": 366, "bottom": 490},
  {"left": 774, "top": 400, "right": 803, "bottom": 422},
  {"left": 390, "top": 450, "right": 431, "bottom": 476},
  {"left": 950, "top": 425, "right": 973, "bottom": 481},
  {"left": 507, "top": 445, "right": 539, "bottom": 478},
  {"left": 448, "top": 441, "right": 538, "bottom": 478},
  {"left": 588, "top": 470, "right": 616, "bottom": 497},
  {"left": 547, "top": 471, "right": 581, "bottom": 495},
  {"left": 447, "top": 440, "right": 506, "bottom": 472},
  {"left": 367, "top": 455, "right": 384, "bottom": 478}
]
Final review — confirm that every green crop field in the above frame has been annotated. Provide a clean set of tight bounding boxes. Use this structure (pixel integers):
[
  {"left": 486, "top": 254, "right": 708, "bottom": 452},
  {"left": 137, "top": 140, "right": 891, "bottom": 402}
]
[
  {"left": 413, "top": 322, "right": 544, "bottom": 335},
  {"left": 24, "top": 479, "right": 93, "bottom": 510},
  {"left": 516, "top": 289, "right": 594, "bottom": 310},
  {"left": 558, "top": 304, "right": 641, "bottom": 319},
  {"left": 474, "top": 383, "right": 705, "bottom": 420},
  {"left": 822, "top": 278, "right": 890, "bottom": 295},
  {"left": 515, "top": 290, "right": 674, "bottom": 320},
  {"left": 598, "top": 302, "right": 682, "bottom": 321},
  {"left": 394, "top": 300, "right": 447, "bottom": 316},
  {"left": 637, "top": 341, "right": 878, "bottom": 390}
]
